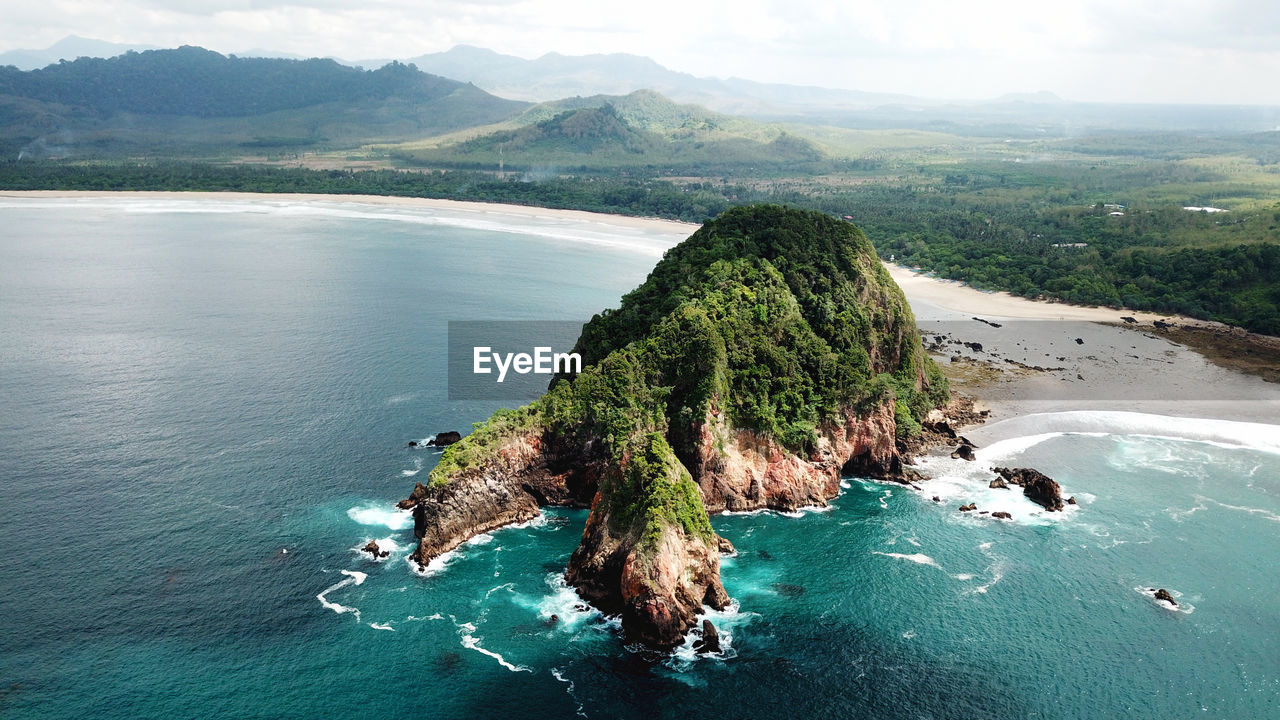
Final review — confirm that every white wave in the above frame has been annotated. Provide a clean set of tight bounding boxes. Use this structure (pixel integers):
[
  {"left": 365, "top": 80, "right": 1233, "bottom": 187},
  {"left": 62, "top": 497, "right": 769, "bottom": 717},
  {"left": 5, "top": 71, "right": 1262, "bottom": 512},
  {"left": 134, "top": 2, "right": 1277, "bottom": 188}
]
[
  {"left": 1195, "top": 495, "right": 1280, "bottom": 523},
  {"left": 519, "top": 513, "right": 554, "bottom": 529},
  {"left": 406, "top": 548, "right": 459, "bottom": 577},
  {"left": 466, "top": 533, "right": 495, "bottom": 546},
  {"left": 351, "top": 537, "right": 403, "bottom": 561},
  {"left": 953, "top": 573, "right": 975, "bottom": 581},
  {"left": 316, "top": 570, "right": 367, "bottom": 621},
  {"left": 912, "top": 453, "right": 1077, "bottom": 526},
  {"left": 401, "top": 469, "right": 420, "bottom": 477},
  {"left": 369, "top": 622, "right": 395, "bottom": 631},
  {"left": 723, "top": 504, "right": 831, "bottom": 518},
  {"left": 461, "top": 633, "right": 532, "bottom": 672},
  {"left": 485, "top": 582, "right": 516, "bottom": 600},
  {"left": 347, "top": 505, "right": 412, "bottom": 530},
  {"left": 551, "top": 668, "right": 588, "bottom": 718},
  {"left": 979, "top": 411, "right": 1280, "bottom": 457},
  {"left": 666, "top": 599, "right": 758, "bottom": 669},
  {"left": 872, "top": 551, "right": 941, "bottom": 568},
  {"left": 514, "top": 573, "right": 603, "bottom": 631},
  {"left": 386, "top": 393, "right": 416, "bottom": 405},
  {"left": 969, "top": 544, "right": 1006, "bottom": 595}
]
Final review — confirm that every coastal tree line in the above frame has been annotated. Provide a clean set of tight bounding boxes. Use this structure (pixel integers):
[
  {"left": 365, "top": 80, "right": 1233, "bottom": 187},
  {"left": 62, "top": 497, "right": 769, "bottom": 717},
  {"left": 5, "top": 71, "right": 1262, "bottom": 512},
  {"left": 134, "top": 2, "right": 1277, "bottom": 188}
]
[{"left": 3, "top": 160, "right": 1276, "bottom": 335}]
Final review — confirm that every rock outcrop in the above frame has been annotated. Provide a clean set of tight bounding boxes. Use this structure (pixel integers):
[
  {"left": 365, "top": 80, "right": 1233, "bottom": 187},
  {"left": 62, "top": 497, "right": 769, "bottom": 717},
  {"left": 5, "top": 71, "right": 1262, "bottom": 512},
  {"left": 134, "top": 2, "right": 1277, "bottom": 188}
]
[
  {"left": 361, "top": 540, "right": 389, "bottom": 559},
  {"left": 1154, "top": 588, "right": 1177, "bottom": 606},
  {"left": 398, "top": 206, "right": 949, "bottom": 649},
  {"left": 692, "top": 619, "right": 722, "bottom": 654},
  {"left": 994, "top": 467, "right": 1065, "bottom": 511},
  {"left": 427, "top": 431, "right": 462, "bottom": 447}
]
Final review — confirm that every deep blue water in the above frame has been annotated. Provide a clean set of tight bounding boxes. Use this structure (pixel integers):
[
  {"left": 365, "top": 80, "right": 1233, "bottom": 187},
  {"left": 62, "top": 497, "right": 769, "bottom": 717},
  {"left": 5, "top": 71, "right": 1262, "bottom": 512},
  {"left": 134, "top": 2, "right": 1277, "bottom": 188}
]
[{"left": 1, "top": 197, "right": 1277, "bottom": 719}]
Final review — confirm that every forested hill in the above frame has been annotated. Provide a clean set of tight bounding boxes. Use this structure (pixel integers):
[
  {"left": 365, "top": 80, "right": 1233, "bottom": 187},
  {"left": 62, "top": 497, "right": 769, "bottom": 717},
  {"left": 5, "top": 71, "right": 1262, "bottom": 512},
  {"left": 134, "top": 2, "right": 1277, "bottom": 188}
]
[
  {"left": 0, "top": 47, "right": 528, "bottom": 153},
  {"left": 0, "top": 46, "right": 520, "bottom": 117}
]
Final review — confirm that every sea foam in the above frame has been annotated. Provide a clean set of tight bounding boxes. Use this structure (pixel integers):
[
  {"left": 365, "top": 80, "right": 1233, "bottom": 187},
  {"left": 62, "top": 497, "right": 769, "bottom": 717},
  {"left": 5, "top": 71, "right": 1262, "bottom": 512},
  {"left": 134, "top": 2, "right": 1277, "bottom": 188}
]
[
  {"left": 979, "top": 411, "right": 1280, "bottom": 457},
  {"left": 347, "top": 505, "right": 412, "bottom": 530}
]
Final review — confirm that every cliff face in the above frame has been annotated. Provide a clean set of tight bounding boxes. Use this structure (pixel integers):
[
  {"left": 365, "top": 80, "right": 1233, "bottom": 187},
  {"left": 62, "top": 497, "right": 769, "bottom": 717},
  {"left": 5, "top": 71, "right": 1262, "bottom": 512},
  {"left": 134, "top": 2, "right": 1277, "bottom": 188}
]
[{"left": 401, "top": 205, "right": 948, "bottom": 648}]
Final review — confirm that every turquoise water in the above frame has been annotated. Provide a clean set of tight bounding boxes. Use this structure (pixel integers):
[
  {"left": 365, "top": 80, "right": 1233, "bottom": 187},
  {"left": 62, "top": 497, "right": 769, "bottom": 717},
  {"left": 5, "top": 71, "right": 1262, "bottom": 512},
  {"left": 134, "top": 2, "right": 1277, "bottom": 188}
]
[{"left": 1, "top": 198, "right": 1277, "bottom": 719}]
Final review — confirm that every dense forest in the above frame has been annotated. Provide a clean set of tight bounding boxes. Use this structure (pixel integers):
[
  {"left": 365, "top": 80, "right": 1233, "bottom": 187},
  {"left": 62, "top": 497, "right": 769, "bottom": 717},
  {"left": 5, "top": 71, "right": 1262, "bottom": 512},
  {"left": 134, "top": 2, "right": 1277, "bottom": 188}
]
[{"left": 4, "top": 160, "right": 1276, "bottom": 334}]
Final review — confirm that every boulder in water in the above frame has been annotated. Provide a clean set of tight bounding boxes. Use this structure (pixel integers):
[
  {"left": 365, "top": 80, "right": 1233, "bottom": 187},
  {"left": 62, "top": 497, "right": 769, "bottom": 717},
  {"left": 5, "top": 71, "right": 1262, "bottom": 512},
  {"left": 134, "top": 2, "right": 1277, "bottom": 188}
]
[
  {"left": 692, "top": 619, "right": 722, "bottom": 654},
  {"left": 1154, "top": 588, "right": 1177, "bottom": 606},
  {"left": 951, "top": 444, "right": 976, "bottom": 461},
  {"left": 361, "top": 540, "right": 389, "bottom": 559},
  {"left": 428, "top": 431, "right": 462, "bottom": 447}
]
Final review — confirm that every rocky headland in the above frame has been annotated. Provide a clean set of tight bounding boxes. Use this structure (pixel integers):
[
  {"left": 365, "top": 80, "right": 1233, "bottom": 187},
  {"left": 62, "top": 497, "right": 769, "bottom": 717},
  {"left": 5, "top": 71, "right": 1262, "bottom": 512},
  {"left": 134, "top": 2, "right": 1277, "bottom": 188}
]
[{"left": 399, "top": 206, "right": 952, "bottom": 648}]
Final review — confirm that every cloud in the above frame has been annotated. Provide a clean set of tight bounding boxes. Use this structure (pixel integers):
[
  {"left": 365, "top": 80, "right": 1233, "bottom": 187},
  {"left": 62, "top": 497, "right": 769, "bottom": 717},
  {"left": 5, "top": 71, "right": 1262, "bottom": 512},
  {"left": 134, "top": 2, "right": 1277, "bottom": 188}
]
[{"left": 1, "top": 0, "right": 1277, "bottom": 103}]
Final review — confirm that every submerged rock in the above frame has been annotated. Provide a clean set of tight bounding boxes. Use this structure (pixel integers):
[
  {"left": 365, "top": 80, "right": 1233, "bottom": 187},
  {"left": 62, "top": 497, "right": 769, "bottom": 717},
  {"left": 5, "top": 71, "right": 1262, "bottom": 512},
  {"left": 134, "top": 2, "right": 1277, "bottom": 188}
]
[{"left": 772, "top": 583, "right": 806, "bottom": 598}]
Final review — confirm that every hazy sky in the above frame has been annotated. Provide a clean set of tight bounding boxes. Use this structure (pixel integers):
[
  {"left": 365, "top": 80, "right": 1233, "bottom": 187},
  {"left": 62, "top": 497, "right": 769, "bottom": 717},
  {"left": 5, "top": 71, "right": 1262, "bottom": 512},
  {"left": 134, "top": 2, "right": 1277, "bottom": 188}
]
[{"left": 3, "top": 0, "right": 1277, "bottom": 104}]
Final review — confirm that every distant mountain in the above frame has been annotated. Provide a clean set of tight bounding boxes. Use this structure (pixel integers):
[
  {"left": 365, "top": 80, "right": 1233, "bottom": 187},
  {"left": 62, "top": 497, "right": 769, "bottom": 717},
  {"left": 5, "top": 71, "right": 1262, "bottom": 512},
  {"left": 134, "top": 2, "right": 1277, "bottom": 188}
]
[
  {"left": 0, "top": 46, "right": 528, "bottom": 158},
  {"left": 395, "top": 45, "right": 922, "bottom": 116},
  {"left": 0, "top": 35, "right": 160, "bottom": 70},
  {"left": 392, "top": 96, "right": 830, "bottom": 175}
]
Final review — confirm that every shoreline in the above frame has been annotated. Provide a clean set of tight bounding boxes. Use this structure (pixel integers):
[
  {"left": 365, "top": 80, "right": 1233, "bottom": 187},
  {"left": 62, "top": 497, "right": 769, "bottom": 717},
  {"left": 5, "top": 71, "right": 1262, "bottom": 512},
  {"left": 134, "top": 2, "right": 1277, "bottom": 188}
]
[
  {"left": 5, "top": 190, "right": 1275, "bottom": 437},
  {"left": 0, "top": 189, "right": 701, "bottom": 236}
]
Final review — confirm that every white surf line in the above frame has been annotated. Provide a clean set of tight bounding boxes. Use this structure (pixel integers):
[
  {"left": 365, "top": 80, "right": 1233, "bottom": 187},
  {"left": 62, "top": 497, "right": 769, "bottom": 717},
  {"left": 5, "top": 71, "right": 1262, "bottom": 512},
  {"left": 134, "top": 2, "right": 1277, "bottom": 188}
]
[
  {"left": 317, "top": 570, "right": 367, "bottom": 622},
  {"left": 551, "top": 668, "right": 588, "bottom": 718},
  {"left": 460, "top": 633, "right": 532, "bottom": 673},
  {"left": 871, "top": 551, "right": 941, "bottom": 568}
]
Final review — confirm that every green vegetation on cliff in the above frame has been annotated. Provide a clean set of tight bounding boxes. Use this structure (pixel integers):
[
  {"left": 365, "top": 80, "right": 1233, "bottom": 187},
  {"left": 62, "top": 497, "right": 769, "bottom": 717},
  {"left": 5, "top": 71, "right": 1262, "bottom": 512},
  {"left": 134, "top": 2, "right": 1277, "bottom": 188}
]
[{"left": 427, "top": 205, "right": 946, "bottom": 542}]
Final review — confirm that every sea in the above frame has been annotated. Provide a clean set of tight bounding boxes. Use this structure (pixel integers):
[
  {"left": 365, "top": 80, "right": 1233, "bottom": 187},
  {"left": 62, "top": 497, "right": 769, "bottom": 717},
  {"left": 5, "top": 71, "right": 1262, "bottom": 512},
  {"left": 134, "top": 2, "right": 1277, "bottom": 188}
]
[{"left": 1, "top": 196, "right": 1277, "bottom": 719}]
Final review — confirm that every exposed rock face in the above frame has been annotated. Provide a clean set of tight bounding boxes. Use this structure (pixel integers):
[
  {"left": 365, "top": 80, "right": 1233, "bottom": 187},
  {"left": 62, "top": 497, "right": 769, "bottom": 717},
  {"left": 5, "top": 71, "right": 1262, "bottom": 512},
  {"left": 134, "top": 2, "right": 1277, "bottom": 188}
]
[
  {"left": 398, "top": 206, "right": 949, "bottom": 649},
  {"left": 717, "top": 535, "right": 737, "bottom": 556},
  {"left": 687, "top": 400, "right": 899, "bottom": 514},
  {"left": 399, "top": 432, "right": 602, "bottom": 567},
  {"left": 994, "top": 467, "right": 1065, "bottom": 511}
]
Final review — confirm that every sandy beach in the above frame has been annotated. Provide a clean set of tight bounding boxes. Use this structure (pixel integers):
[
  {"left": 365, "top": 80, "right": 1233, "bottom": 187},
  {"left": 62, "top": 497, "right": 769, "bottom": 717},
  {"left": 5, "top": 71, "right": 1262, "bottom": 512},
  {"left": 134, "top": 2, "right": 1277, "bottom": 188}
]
[
  {"left": 886, "top": 265, "right": 1280, "bottom": 437},
  {"left": 0, "top": 190, "right": 701, "bottom": 237}
]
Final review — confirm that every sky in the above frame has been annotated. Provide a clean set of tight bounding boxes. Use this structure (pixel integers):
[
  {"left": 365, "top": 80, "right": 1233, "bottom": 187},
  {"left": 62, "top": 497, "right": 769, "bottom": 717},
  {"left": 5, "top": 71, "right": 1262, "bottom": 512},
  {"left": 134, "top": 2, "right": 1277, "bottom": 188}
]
[{"left": 2, "top": 0, "right": 1278, "bottom": 104}]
